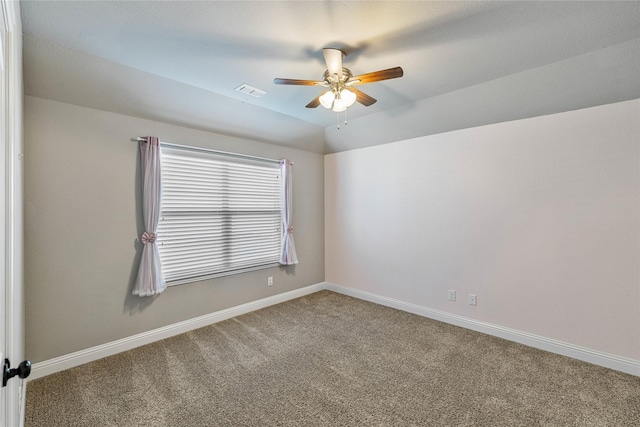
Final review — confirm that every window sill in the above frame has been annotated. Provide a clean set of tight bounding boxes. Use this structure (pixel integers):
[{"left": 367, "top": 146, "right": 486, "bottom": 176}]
[{"left": 166, "top": 262, "right": 280, "bottom": 287}]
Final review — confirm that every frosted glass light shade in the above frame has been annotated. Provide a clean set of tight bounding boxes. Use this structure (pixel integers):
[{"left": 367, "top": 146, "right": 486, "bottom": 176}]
[
  {"left": 341, "top": 89, "right": 356, "bottom": 107},
  {"left": 332, "top": 97, "right": 346, "bottom": 112},
  {"left": 319, "top": 91, "right": 335, "bottom": 109}
]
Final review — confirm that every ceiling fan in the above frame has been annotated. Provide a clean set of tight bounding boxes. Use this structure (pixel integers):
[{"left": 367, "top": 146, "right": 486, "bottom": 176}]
[{"left": 274, "top": 48, "right": 403, "bottom": 115}]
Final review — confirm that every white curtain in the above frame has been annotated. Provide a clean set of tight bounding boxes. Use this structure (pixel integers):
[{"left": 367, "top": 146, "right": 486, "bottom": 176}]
[
  {"left": 279, "top": 159, "right": 298, "bottom": 265},
  {"left": 133, "top": 137, "right": 166, "bottom": 296}
]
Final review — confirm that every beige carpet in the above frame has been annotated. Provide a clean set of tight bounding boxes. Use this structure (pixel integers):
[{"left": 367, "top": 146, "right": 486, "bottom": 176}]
[{"left": 26, "top": 291, "right": 640, "bottom": 426}]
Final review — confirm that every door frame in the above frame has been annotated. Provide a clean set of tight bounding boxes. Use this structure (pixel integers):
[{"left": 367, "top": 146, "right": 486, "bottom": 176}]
[{"left": 1, "top": 1, "right": 24, "bottom": 426}]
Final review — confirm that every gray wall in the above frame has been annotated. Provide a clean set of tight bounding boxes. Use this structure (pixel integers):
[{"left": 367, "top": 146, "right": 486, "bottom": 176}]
[{"left": 24, "top": 96, "right": 325, "bottom": 363}]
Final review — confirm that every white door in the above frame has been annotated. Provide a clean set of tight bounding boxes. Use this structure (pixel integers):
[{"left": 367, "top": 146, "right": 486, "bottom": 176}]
[{"left": 1, "top": 1, "right": 26, "bottom": 426}]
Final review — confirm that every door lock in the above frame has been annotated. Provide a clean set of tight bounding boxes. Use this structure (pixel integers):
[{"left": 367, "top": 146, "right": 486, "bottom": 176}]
[{"left": 2, "top": 358, "right": 31, "bottom": 387}]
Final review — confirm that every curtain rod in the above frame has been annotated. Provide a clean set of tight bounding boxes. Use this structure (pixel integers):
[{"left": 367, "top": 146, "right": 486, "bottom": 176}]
[{"left": 131, "top": 137, "right": 292, "bottom": 165}]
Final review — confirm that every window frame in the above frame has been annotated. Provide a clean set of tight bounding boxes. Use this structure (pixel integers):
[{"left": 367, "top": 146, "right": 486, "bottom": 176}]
[{"left": 156, "top": 144, "right": 282, "bottom": 286}]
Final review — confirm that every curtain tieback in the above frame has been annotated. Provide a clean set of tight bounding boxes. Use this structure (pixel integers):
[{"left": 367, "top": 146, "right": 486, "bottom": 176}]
[
  {"left": 287, "top": 226, "right": 294, "bottom": 234},
  {"left": 141, "top": 231, "right": 156, "bottom": 244}
]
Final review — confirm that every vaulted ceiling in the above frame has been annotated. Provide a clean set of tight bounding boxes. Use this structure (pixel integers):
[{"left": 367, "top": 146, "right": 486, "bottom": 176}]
[{"left": 21, "top": 1, "right": 640, "bottom": 154}]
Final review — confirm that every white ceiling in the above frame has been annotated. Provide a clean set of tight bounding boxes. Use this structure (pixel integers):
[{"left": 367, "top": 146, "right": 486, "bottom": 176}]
[{"left": 21, "top": 1, "right": 640, "bottom": 154}]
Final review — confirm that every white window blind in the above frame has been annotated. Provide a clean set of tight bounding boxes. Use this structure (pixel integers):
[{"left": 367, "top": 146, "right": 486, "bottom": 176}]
[{"left": 158, "top": 146, "right": 282, "bottom": 285}]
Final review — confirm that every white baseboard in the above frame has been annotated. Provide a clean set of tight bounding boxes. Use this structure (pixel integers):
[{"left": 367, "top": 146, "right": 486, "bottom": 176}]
[
  {"left": 325, "top": 282, "right": 640, "bottom": 377},
  {"left": 30, "top": 281, "right": 639, "bottom": 380},
  {"left": 29, "top": 282, "right": 326, "bottom": 381}
]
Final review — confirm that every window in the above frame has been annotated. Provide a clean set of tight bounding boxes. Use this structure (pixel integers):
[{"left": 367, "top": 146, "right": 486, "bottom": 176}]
[{"left": 157, "top": 146, "right": 282, "bottom": 285}]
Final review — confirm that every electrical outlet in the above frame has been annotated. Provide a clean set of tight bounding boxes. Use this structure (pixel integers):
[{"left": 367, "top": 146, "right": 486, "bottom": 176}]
[
  {"left": 468, "top": 294, "right": 477, "bottom": 306},
  {"left": 267, "top": 276, "right": 273, "bottom": 286},
  {"left": 448, "top": 290, "right": 456, "bottom": 301}
]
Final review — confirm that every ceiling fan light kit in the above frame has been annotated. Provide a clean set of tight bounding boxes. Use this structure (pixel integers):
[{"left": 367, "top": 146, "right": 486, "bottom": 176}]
[
  {"left": 320, "top": 90, "right": 355, "bottom": 112},
  {"left": 274, "top": 48, "right": 403, "bottom": 127},
  {"left": 318, "top": 68, "right": 357, "bottom": 112}
]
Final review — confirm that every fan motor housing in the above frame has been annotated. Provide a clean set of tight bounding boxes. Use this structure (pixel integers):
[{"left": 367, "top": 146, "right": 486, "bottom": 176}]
[{"left": 323, "top": 68, "right": 353, "bottom": 84}]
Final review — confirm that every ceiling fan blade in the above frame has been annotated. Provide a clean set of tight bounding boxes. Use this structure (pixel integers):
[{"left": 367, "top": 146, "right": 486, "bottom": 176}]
[
  {"left": 274, "top": 78, "right": 324, "bottom": 86},
  {"left": 323, "top": 48, "right": 344, "bottom": 79},
  {"left": 350, "top": 67, "right": 404, "bottom": 85},
  {"left": 305, "top": 93, "right": 324, "bottom": 108},
  {"left": 349, "top": 87, "right": 377, "bottom": 106}
]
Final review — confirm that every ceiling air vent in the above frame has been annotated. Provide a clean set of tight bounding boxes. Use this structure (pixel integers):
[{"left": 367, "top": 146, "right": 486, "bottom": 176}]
[{"left": 235, "top": 83, "right": 267, "bottom": 98}]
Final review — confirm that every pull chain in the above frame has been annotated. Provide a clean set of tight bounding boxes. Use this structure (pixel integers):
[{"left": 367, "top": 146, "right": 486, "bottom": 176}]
[{"left": 336, "top": 109, "right": 349, "bottom": 130}]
